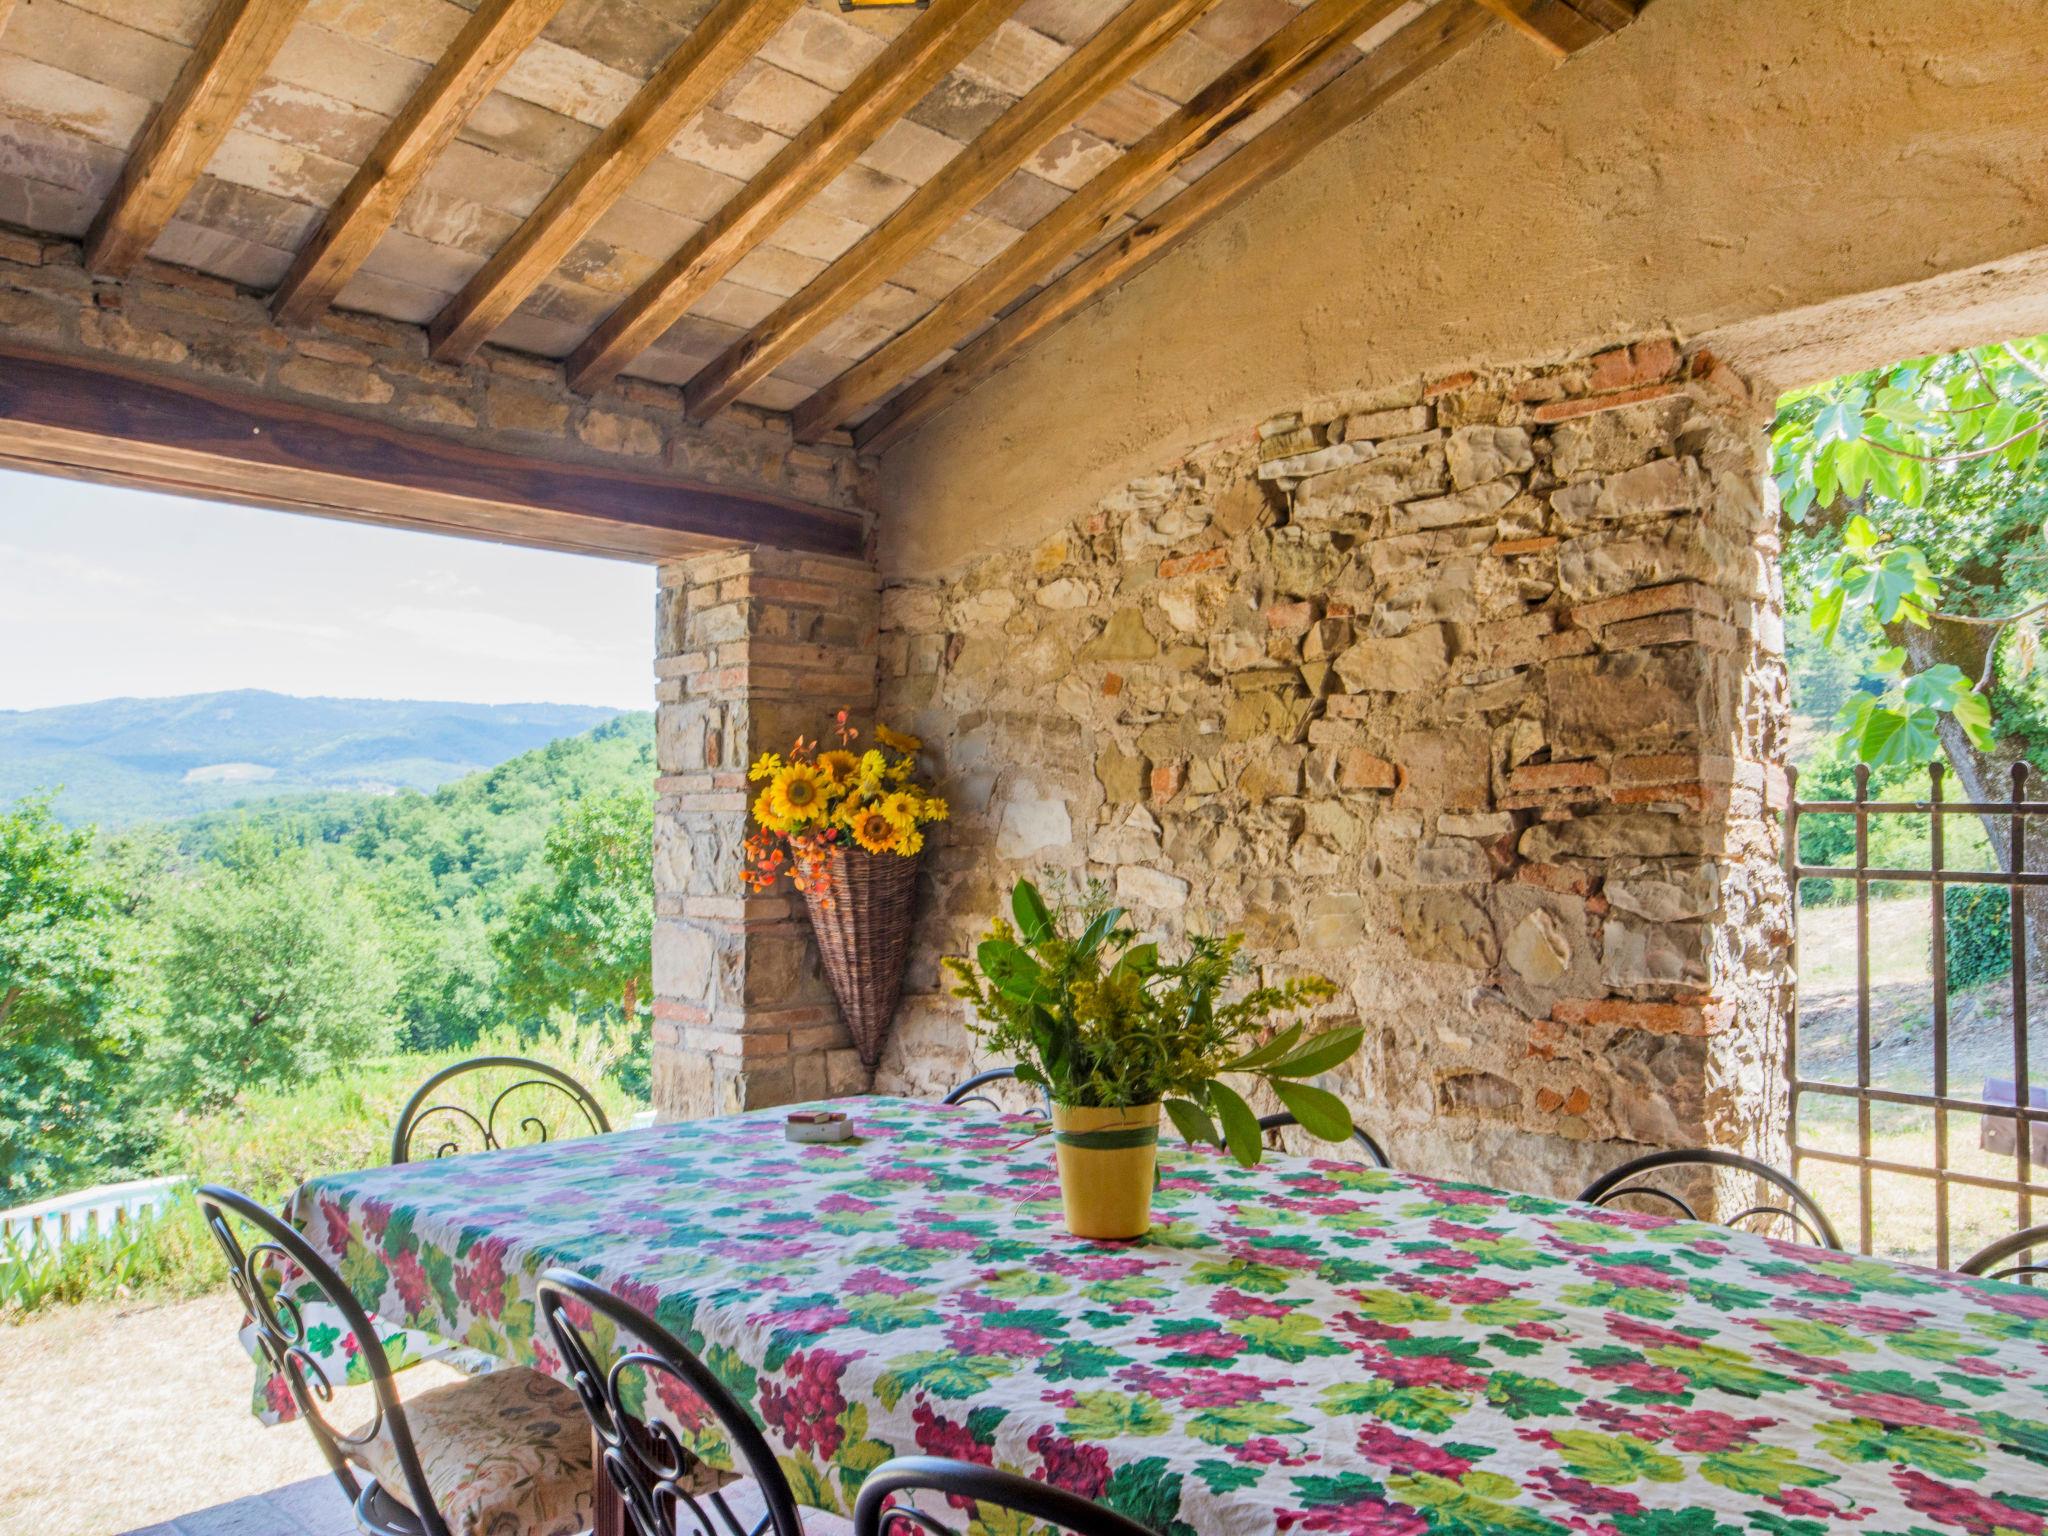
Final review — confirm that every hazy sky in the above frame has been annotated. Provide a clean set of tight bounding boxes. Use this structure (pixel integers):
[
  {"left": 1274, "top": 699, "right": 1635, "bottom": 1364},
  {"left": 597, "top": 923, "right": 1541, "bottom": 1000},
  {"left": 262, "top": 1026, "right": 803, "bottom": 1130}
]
[{"left": 0, "top": 470, "right": 654, "bottom": 712}]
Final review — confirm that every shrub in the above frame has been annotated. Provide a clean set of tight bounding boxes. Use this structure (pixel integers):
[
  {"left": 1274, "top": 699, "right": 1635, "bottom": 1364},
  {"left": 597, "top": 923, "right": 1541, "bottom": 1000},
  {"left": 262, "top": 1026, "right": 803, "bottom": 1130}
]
[{"left": 1942, "top": 883, "right": 2012, "bottom": 993}]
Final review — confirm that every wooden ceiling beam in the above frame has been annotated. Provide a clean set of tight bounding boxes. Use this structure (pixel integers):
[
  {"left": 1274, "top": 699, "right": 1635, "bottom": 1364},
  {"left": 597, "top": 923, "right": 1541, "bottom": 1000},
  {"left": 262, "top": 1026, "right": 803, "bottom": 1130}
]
[
  {"left": 566, "top": 0, "right": 1027, "bottom": 396},
  {"left": 0, "top": 343, "right": 862, "bottom": 561},
  {"left": 856, "top": 0, "right": 1494, "bottom": 455},
  {"left": 84, "top": 0, "right": 308, "bottom": 276},
  {"left": 427, "top": 0, "right": 801, "bottom": 366},
  {"left": 1469, "top": 0, "right": 1624, "bottom": 57},
  {"left": 678, "top": 0, "right": 1217, "bottom": 424},
  {"left": 794, "top": 0, "right": 1406, "bottom": 444},
  {"left": 272, "top": 0, "right": 566, "bottom": 328},
  {"left": 1562, "top": 0, "right": 1642, "bottom": 33}
]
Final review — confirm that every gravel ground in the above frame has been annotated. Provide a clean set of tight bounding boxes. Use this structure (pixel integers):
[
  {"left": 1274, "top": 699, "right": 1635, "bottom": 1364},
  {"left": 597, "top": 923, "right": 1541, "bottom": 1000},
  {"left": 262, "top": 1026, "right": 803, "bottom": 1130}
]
[{"left": 0, "top": 1293, "right": 456, "bottom": 1536}]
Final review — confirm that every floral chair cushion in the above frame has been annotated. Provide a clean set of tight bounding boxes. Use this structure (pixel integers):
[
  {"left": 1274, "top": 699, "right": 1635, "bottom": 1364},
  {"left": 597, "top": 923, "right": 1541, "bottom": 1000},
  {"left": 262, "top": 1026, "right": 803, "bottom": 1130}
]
[{"left": 350, "top": 1366, "right": 595, "bottom": 1536}]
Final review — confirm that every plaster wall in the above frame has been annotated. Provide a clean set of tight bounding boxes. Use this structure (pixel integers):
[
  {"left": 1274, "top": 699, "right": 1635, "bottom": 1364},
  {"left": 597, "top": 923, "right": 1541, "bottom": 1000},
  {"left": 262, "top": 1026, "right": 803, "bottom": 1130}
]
[{"left": 877, "top": 0, "right": 2048, "bottom": 580}]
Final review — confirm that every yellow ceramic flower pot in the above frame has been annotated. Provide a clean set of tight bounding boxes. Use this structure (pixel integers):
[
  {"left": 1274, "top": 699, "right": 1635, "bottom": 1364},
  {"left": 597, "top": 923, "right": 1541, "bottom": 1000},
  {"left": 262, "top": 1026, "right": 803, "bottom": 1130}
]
[{"left": 1051, "top": 1102, "right": 1159, "bottom": 1240}]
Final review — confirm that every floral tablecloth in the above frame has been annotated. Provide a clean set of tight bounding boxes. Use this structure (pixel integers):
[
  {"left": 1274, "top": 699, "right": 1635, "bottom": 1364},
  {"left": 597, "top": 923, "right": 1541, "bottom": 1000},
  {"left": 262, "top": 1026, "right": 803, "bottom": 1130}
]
[{"left": 255, "top": 1097, "right": 2048, "bottom": 1535}]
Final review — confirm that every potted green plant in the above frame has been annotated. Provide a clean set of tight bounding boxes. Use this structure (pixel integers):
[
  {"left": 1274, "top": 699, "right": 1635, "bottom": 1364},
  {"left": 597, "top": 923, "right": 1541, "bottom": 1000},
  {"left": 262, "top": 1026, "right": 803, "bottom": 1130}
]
[{"left": 944, "top": 877, "right": 1364, "bottom": 1239}]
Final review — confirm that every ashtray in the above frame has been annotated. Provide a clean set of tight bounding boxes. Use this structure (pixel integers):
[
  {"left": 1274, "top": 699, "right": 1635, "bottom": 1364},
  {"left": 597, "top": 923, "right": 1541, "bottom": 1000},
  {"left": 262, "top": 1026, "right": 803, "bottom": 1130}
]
[{"left": 785, "top": 1109, "right": 853, "bottom": 1143}]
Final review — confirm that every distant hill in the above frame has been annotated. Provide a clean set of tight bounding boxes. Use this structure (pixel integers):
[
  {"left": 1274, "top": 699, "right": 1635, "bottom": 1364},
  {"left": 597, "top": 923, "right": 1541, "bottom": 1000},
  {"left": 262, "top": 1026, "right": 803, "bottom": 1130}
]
[{"left": 0, "top": 690, "right": 627, "bottom": 826}]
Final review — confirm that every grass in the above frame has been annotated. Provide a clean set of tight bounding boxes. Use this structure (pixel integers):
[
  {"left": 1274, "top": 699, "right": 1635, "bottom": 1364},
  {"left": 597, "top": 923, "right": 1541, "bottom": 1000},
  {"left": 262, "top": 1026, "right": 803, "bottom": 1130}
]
[
  {"left": 1794, "top": 892, "right": 2048, "bottom": 1268},
  {"left": 1, "top": 1024, "right": 647, "bottom": 1319}
]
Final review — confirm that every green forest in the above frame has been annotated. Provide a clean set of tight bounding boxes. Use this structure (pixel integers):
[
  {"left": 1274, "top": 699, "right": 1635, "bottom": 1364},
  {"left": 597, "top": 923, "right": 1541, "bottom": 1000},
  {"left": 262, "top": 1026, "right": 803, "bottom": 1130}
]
[{"left": 1, "top": 713, "right": 656, "bottom": 1207}]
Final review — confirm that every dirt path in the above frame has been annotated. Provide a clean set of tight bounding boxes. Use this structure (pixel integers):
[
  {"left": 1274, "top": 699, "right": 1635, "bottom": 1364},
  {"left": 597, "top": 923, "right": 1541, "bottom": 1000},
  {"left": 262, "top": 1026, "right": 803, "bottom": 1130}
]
[
  {"left": 0, "top": 1294, "right": 454, "bottom": 1536},
  {"left": 1797, "top": 896, "right": 2046, "bottom": 1097}
]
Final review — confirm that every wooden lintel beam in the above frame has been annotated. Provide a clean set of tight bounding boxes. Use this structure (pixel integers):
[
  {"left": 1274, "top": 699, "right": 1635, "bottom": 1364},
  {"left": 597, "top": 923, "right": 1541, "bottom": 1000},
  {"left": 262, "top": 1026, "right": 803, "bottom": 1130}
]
[
  {"left": 679, "top": 0, "right": 1216, "bottom": 423},
  {"left": 857, "top": 1, "right": 1494, "bottom": 455},
  {"left": 0, "top": 344, "right": 863, "bottom": 562},
  {"left": 85, "top": 0, "right": 308, "bottom": 276},
  {"left": 427, "top": 0, "right": 801, "bottom": 366},
  {"left": 794, "top": 0, "right": 1407, "bottom": 444},
  {"left": 566, "top": 0, "right": 1025, "bottom": 395},
  {"left": 1470, "top": 0, "right": 1618, "bottom": 57},
  {"left": 273, "top": 0, "right": 565, "bottom": 328}
]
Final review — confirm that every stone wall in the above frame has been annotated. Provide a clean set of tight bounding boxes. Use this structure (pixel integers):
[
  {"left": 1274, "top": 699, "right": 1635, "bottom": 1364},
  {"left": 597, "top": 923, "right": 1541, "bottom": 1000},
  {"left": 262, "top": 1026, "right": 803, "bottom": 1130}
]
[
  {"left": 873, "top": 340, "right": 1791, "bottom": 1195},
  {"left": 652, "top": 545, "right": 883, "bottom": 1118},
  {"left": 0, "top": 230, "right": 866, "bottom": 515}
]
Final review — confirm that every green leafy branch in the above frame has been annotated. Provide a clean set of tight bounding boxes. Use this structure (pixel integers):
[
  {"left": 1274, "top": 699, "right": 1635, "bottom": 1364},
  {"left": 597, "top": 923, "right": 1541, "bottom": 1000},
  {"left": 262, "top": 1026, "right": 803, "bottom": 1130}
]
[
  {"left": 1776, "top": 336, "right": 2048, "bottom": 765},
  {"left": 944, "top": 878, "right": 1358, "bottom": 1166}
]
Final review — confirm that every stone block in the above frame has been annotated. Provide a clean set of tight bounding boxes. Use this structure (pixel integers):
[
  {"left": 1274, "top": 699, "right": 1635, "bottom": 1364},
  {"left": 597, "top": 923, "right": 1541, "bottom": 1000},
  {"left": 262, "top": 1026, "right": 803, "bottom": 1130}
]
[
  {"left": 1391, "top": 477, "right": 1520, "bottom": 536},
  {"left": 1397, "top": 890, "right": 1497, "bottom": 970},
  {"left": 1301, "top": 892, "right": 1368, "bottom": 948},
  {"left": 1079, "top": 607, "right": 1159, "bottom": 662},
  {"left": 1293, "top": 447, "right": 1448, "bottom": 521},
  {"left": 1605, "top": 859, "right": 1723, "bottom": 922},
  {"left": 1393, "top": 727, "right": 1491, "bottom": 811},
  {"left": 1117, "top": 865, "right": 1190, "bottom": 907},
  {"left": 1334, "top": 624, "right": 1453, "bottom": 695},
  {"left": 1095, "top": 745, "right": 1148, "bottom": 803},
  {"left": 1544, "top": 647, "right": 1717, "bottom": 757},
  {"left": 996, "top": 783, "right": 1074, "bottom": 857},
  {"left": 1341, "top": 403, "right": 1433, "bottom": 441},
  {"left": 1445, "top": 426, "right": 1534, "bottom": 490}
]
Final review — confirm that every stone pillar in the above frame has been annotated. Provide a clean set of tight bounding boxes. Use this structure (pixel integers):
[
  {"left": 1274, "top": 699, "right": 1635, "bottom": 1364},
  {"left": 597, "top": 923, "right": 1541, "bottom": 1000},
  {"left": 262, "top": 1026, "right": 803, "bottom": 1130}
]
[{"left": 650, "top": 546, "right": 881, "bottom": 1119}]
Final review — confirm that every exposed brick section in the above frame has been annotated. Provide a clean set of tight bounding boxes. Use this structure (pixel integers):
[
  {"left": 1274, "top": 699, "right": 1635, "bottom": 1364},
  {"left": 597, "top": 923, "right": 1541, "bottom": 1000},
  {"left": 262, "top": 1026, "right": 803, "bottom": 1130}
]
[
  {"left": 652, "top": 547, "right": 882, "bottom": 1120},
  {"left": 1510, "top": 761, "right": 1609, "bottom": 792},
  {"left": 873, "top": 344, "right": 1790, "bottom": 1195},
  {"left": 1532, "top": 381, "right": 1687, "bottom": 423},
  {"left": 1158, "top": 546, "right": 1228, "bottom": 579}
]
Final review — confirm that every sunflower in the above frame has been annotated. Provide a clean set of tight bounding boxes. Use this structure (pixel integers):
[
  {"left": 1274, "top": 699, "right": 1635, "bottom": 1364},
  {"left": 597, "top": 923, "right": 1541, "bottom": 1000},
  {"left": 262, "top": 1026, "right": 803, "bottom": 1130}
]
[
  {"left": 875, "top": 724, "right": 922, "bottom": 754},
  {"left": 880, "top": 791, "right": 921, "bottom": 830},
  {"left": 850, "top": 808, "right": 902, "bottom": 854},
  {"left": 770, "top": 762, "right": 831, "bottom": 823},
  {"left": 921, "top": 796, "right": 951, "bottom": 823},
  {"left": 748, "top": 752, "right": 784, "bottom": 782},
  {"left": 753, "top": 787, "right": 794, "bottom": 834},
  {"left": 816, "top": 749, "right": 859, "bottom": 786}
]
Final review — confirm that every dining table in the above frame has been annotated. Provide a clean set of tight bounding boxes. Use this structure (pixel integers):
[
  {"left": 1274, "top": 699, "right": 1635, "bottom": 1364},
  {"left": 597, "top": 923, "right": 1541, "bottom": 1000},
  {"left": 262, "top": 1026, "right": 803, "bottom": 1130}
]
[{"left": 249, "top": 1095, "right": 2048, "bottom": 1536}]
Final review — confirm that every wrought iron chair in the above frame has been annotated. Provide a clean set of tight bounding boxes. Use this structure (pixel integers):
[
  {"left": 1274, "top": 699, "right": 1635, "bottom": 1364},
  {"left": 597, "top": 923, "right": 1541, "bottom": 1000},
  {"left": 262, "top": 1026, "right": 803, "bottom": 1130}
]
[
  {"left": 1958, "top": 1222, "right": 2048, "bottom": 1283},
  {"left": 1576, "top": 1148, "right": 1845, "bottom": 1249},
  {"left": 391, "top": 1054, "right": 610, "bottom": 1164},
  {"left": 853, "top": 1457, "right": 1156, "bottom": 1536},
  {"left": 1256, "top": 1110, "right": 1392, "bottom": 1169},
  {"left": 942, "top": 1066, "right": 1021, "bottom": 1108},
  {"left": 537, "top": 1268, "right": 805, "bottom": 1536},
  {"left": 198, "top": 1184, "right": 593, "bottom": 1536}
]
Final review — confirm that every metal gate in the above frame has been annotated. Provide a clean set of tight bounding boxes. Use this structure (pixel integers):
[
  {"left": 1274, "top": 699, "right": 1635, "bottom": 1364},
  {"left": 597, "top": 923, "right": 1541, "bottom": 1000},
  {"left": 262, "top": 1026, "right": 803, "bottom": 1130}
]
[{"left": 1786, "top": 759, "right": 2048, "bottom": 1263}]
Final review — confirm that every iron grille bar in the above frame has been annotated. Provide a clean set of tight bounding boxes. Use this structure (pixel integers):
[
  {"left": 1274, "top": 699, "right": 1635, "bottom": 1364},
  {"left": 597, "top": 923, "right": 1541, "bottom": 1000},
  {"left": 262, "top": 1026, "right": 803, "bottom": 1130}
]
[
  {"left": 1931, "top": 763, "right": 1950, "bottom": 1269},
  {"left": 1796, "top": 799, "right": 2048, "bottom": 813},
  {"left": 1855, "top": 763, "right": 1873, "bottom": 1254},
  {"left": 1793, "top": 1077, "right": 2048, "bottom": 1122},
  {"left": 2013, "top": 762, "right": 2033, "bottom": 1232},
  {"left": 1796, "top": 865, "right": 2048, "bottom": 886},
  {"left": 1791, "top": 1143, "right": 2048, "bottom": 1199},
  {"left": 1789, "top": 758, "right": 2048, "bottom": 1261}
]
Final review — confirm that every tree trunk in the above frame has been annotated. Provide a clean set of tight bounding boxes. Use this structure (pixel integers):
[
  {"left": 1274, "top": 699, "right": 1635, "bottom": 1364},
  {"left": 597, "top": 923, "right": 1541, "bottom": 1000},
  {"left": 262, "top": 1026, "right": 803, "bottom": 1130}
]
[
  {"left": 1895, "top": 615, "right": 2048, "bottom": 1000},
  {"left": 621, "top": 973, "right": 639, "bottom": 1029}
]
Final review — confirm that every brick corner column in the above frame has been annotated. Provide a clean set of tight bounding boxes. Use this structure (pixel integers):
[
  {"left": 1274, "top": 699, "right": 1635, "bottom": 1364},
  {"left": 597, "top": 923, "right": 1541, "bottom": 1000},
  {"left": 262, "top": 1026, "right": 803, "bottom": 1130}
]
[{"left": 650, "top": 545, "right": 882, "bottom": 1121}]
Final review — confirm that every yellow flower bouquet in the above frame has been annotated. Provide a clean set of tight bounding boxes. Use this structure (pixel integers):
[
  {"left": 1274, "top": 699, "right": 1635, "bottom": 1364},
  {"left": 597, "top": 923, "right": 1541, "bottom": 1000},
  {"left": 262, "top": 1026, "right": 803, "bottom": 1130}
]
[
  {"left": 740, "top": 710, "right": 949, "bottom": 900},
  {"left": 744, "top": 711, "right": 948, "bottom": 1074}
]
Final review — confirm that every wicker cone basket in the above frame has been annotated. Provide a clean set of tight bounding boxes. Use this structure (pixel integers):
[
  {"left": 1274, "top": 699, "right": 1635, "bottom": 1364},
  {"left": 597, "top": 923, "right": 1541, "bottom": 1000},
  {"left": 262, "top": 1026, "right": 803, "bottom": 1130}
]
[{"left": 802, "top": 846, "right": 923, "bottom": 1072}]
